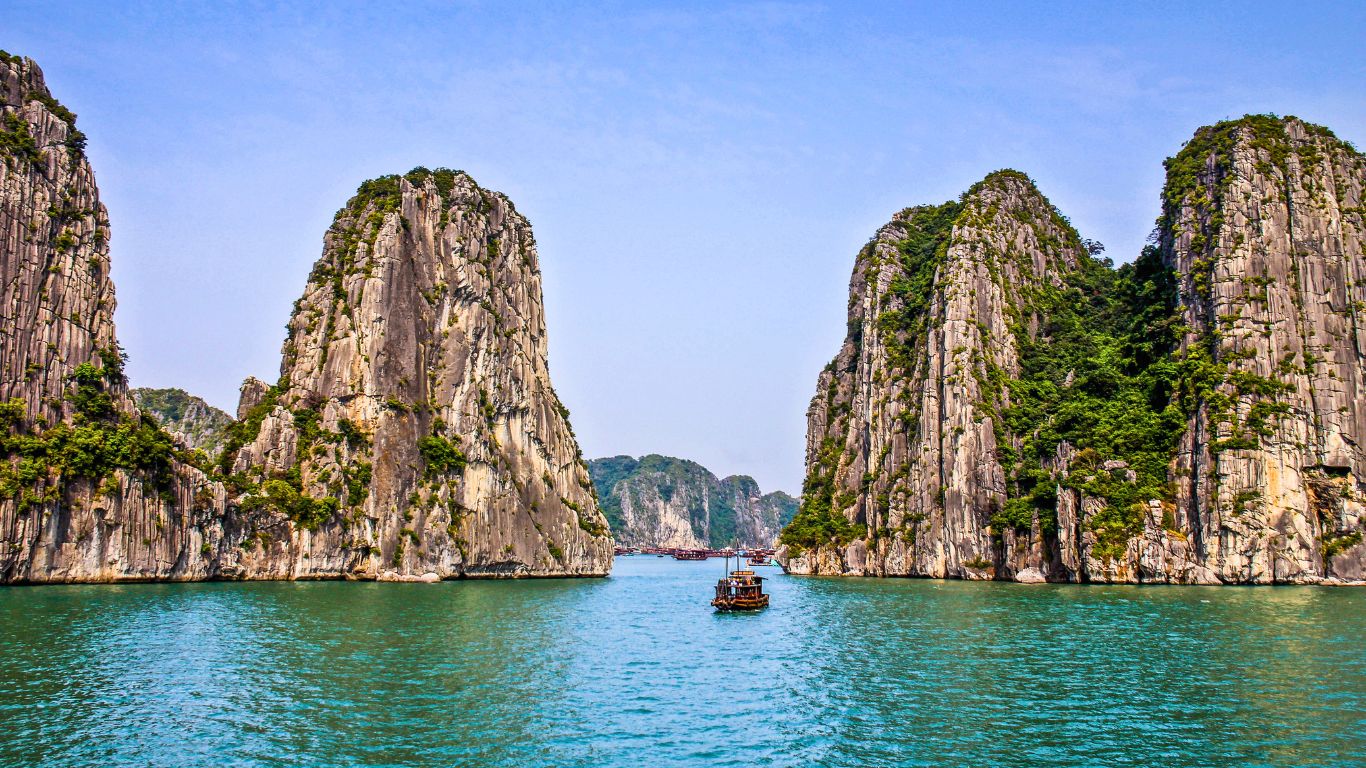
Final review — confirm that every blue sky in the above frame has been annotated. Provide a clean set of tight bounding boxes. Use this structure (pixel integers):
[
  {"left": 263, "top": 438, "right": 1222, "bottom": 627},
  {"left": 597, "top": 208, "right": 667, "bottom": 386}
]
[{"left": 7, "top": 1, "right": 1364, "bottom": 493}]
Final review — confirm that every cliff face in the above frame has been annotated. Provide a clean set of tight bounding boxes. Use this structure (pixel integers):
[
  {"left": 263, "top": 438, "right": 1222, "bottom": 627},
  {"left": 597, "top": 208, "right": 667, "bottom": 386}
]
[
  {"left": 589, "top": 455, "right": 796, "bottom": 548},
  {"left": 782, "top": 122, "right": 1366, "bottom": 584},
  {"left": 221, "top": 168, "right": 612, "bottom": 579},
  {"left": 1162, "top": 117, "right": 1366, "bottom": 583},
  {"left": 133, "top": 388, "right": 232, "bottom": 458},
  {"left": 0, "top": 54, "right": 227, "bottom": 583},
  {"left": 781, "top": 171, "right": 1094, "bottom": 579},
  {"left": 0, "top": 53, "right": 608, "bottom": 582},
  {"left": 0, "top": 53, "right": 109, "bottom": 425},
  {"left": 737, "top": 481, "right": 798, "bottom": 549}
]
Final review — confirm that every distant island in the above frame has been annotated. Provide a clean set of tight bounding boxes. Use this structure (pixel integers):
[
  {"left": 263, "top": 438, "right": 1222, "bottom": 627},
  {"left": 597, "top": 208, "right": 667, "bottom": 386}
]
[{"left": 589, "top": 455, "right": 795, "bottom": 549}]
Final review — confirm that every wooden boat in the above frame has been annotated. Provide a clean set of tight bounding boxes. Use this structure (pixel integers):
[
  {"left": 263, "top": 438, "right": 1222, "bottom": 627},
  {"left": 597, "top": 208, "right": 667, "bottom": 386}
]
[
  {"left": 746, "top": 555, "right": 772, "bottom": 567},
  {"left": 672, "top": 549, "right": 708, "bottom": 561},
  {"left": 712, "top": 569, "right": 769, "bottom": 611}
]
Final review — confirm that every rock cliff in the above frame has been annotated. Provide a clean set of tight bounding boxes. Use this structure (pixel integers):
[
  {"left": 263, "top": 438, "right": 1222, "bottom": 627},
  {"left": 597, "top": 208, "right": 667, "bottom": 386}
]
[
  {"left": 782, "top": 118, "right": 1366, "bottom": 584},
  {"left": 589, "top": 455, "right": 796, "bottom": 548},
  {"left": 133, "top": 387, "right": 232, "bottom": 458},
  {"left": 1161, "top": 116, "right": 1366, "bottom": 583},
  {"left": 0, "top": 52, "right": 609, "bottom": 582},
  {"left": 220, "top": 168, "right": 612, "bottom": 579},
  {"left": 0, "top": 53, "right": 227, "bottom": 583}
]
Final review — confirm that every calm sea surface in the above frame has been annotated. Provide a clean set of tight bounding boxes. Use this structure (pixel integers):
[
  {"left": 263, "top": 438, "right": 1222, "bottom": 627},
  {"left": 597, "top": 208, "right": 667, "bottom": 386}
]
[{"left": 2, "top": 556, "right": 1364, "bottom": 767}]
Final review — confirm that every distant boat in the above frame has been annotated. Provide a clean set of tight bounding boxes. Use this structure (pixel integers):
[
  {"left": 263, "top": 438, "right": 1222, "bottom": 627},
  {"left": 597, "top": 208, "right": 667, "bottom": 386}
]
[
  {"left": 673, "top": 549, "right": 708, "bottom": 561},
  {"left": 712, "top": 569, "right": 769, "bottom": 611}
]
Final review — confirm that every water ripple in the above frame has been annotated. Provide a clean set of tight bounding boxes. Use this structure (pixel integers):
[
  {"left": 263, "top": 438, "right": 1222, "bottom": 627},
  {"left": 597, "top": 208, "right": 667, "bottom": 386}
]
[{"left": 1, "top": 561, "right": 1363, "bottom": 766}]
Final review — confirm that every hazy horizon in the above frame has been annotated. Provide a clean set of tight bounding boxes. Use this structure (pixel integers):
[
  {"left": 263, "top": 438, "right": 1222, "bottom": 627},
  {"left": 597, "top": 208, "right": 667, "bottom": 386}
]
[{"left": 8, "top": 1, "right": 1364, "bottom": 494}]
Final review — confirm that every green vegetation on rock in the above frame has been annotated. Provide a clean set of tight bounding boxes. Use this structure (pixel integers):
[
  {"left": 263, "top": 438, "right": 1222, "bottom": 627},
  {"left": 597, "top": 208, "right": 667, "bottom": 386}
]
[
  {"left": 876, "top": 200, "right": 964, "bottom": 370},
  {"left": 133, "top": 387, "right": 233, "bottom": 458},
  {"left": 418, "top": 434, "right": 467, "bottom": 478},
  {"left": 994, "top": 242, "right": 1186, "bottom": 544},
  {"left": 240, "top": 477, "right": 338, "bottom": 531},
  {"left": 780, "top": 437, "right": 862, "bottom": 553},
  {"left": 218, "top": 386, "right": 280, "bottom": 474},
  {"left": 0, "top": 110, "right": 43, "bottom": 169},
  {"left": 0, "top": 365, "right": 186, "bottom": 511}
]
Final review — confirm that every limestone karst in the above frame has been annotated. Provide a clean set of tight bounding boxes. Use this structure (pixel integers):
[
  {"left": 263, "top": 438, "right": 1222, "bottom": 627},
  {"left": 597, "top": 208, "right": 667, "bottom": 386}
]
[
  {"left": 589, "top": 455, "right": 796, "bottom": 548},
  {"left": 781, "top": 117, "right": 1366, "bottom": 584},
  {"left": 0, "top": 52, "right": 609, "bottom": 582},
  {"left": 0, "top": 52, "right": 229, "bottom": 583},
  {"left": 4, "top": 49, "right": 1363, "bottom": 586},
  {"left": 222, "top": 167, "right": 613, "bottom": 578}
]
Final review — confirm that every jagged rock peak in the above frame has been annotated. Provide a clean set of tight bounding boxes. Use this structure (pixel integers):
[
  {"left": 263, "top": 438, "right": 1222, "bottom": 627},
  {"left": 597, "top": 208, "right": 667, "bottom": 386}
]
[
  {"left": 225, "top": 167, "right": 612, "bottom": 579},
  {"left": 1160, "top": 114, "right": 1359, "bottom": 220},
  {"left": 0, "top": 51, "right": 113, "bottom": 425},
  {"left": 588, "top": 455, "right": 797, "bottom": 549},
  {"left": 783, "top": 168, "right": 1097, "bottom": 580}
]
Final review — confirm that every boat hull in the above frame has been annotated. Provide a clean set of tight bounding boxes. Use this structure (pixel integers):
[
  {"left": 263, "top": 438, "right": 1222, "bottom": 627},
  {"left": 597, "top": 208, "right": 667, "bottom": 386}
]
[{"left": 711, "top": 595, "right": 769, "bottom": 612}]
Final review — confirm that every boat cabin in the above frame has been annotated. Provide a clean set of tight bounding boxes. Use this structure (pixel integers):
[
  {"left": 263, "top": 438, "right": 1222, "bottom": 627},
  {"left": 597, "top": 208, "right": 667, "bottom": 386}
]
[{"left": 712, "top": 569, "right": 769, "bottom": 611}]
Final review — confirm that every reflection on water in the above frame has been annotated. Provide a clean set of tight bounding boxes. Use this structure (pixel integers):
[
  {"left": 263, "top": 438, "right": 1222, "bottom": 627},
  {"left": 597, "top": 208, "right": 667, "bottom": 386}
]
[{"left": 1, "top": 559, "right": 1363, "bottom": 767}]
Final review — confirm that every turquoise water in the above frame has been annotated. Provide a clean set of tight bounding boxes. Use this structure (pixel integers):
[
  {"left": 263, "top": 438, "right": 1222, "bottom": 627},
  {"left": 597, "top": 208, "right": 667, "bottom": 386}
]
[{"left": 1, "top": 557, "right": 1364, "bottom": 767}]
